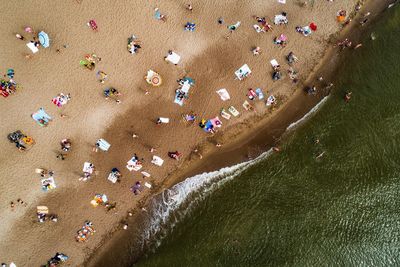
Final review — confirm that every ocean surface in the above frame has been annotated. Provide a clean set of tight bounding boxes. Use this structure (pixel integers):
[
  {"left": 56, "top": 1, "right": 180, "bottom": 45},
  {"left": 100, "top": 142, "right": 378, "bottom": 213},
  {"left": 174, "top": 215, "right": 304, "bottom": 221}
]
[{"left": 135, "top": 6, "right": 400, "bottom": 267}]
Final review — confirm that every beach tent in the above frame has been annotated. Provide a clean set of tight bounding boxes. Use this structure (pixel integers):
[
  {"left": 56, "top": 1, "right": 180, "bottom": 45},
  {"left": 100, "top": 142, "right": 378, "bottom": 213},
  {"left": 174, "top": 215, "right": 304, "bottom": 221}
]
[
  {"left": 96, "top": 138, "right": 111, "bottom": 152},
  {"left": 32, "top": 108, "right": 52, "bottom": 126},
  {"left": 216, "top": 88, "right": 230, "bottom": 101},
  {"left": 151, "top": 156, "right": 164, "bottom": 166},
  {"left": 165, "top": 51, "right": 181, "bottom": 65},
  {"left": 145, "top": 70, "right": 162, "bottom": 86},
  {"left": 235, "top": 64, "right": 251, "bottom": 80},
  {"left": 38, "top": 31, "right": 50, "bottom": 48},
  {"left": 26, "top": 42, "right": 39, "bottom": 53}
]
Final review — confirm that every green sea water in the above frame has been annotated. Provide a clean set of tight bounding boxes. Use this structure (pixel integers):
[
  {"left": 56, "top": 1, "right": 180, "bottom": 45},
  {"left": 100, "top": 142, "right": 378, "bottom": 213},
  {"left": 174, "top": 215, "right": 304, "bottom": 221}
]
[{"left": 136, "top": 6, "right": 400, "bottom": 267}]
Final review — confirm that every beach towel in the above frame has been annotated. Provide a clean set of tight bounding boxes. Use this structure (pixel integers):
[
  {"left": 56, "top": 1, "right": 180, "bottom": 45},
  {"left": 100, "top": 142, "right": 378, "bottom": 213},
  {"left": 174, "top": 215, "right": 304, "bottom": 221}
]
[
  {"left": 274, "top": 14, "right": 288, "bottom": 25},
  {"left": 41, "top": 177, "right": 56, "bottom": 191},
  {"left": 127, "top": 156, "right": 143, "bottom": 171},
  {"left": 270, "top": 59, "right": 279, "bottom": 68},
  {"left": 255, "top": 88, "right": 264, "bottom": 99},
  {"left": 204, "top": 120, "right": 214, "bottom": 132},
  {"left": 174, "top": 91, "right": 184, "bottom": 106},
  {"left": 141, "top": 171, "right": 151, "bottom": 178},
  {"left": 210, "top": 117, "right": 222, "bottom": 128},
  {"left": 216, "top": 89, "right": 230, "bottom": 101},
  {"left": 151, "top": 156, "right": 164, "bottom": 166},
  {"left": 37, "top": 206, "right": 49, "bottom": 214},
  {"left": 32, "top": 108, "right": 52, "bottom": 126},
  {"left": 181, "top": 81, "right": 191, "bottom": 94},
  {"left": 96, "top": 138, "right": 111, "bottom": 151},
  {"left": 52, "top": 93, "right": 69, "bottom": 107},
  {"left": 278, "top": 0, "right": 286, "bottom": 3},
  {"left": 221, "top": 109, "right": 231, "bottom": 120},
  {"left": 235, "top": 64, "right": 251, "bottom": 80},
  {"left": 165, "top": 51, "right": 181, "bottom": 65},
  {"left": 302, "top": 26, "right": 312, "bottom": 36},
  {"left": 145, "top": 69, "right": 162, "bottom": 86},
  {"left": 159, "top": 117, "right": 170, "bottom": 123},
  {"left": 228, "top": 106, "right": 240, "bottom": 117},
  {"left": 144, "top": 182, "right": 152, "bottom": 189},
  {"left": 243, "top": 100, "right": 253, "bottom": 111},
  {"left": 266, "top": 95, "right": 276, "bottom": 106},
  {"left": 253, "top": 24, "right": 264, "bottom": 33},
  {"left": 107, "top": 172, "right": 119, "bottom": 183},
  {"left": 83, "top": 162, "right": 94, "bottom": 174},
  {"left": 27, "top": 42, "right": 39, "bottom": 53}
]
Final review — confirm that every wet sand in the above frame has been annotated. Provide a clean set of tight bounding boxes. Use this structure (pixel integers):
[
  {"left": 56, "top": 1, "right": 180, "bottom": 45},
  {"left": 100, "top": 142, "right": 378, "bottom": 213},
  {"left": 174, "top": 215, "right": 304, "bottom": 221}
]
[{"left": 0, "top": 0, "right": 388, "bottom": 266}]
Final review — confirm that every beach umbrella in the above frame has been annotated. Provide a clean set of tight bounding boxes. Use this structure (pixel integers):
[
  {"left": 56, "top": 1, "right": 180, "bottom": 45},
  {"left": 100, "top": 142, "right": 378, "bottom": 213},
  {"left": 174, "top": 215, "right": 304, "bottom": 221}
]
[
  {"left": 38, "top": 31, "right": 50, "bottom": 48},
  {"left": 310, "top": 23, "right": 317, "bottom": 31},
  {"left": 24, "top": 26, "right": 33, "bottom": 33}
]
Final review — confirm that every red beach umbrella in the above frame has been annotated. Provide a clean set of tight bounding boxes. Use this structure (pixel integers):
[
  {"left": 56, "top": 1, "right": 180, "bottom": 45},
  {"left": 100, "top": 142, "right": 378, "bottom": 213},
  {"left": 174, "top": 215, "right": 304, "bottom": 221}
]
[{"left": 310, "top": 22, "right": 317, "bottom": 31}]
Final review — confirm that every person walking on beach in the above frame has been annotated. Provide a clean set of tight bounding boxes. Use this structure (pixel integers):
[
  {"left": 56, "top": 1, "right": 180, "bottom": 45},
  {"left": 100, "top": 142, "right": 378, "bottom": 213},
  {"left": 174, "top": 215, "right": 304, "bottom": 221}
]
[{"left": 186, "top": 4, "right": 193, "bottom": 11}]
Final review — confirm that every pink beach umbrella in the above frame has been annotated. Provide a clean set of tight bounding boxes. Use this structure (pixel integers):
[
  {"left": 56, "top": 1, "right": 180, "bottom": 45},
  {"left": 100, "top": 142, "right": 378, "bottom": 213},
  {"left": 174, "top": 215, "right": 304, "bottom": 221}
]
[{"left": 24, "top": 26, "right": 33, "bottom": 33}]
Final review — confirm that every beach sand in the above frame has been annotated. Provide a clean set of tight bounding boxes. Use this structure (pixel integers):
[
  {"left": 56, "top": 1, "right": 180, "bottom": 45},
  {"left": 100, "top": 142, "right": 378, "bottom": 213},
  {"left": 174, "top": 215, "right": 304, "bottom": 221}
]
[{"left": 0, "top": 0, "right": 384, "bottom": 265}]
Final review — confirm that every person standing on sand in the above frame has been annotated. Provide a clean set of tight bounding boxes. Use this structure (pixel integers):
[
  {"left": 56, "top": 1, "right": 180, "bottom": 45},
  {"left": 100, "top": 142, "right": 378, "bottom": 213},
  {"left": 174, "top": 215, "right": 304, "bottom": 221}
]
[{"left": 186, "top": 4, "right": 193, "bottom": 11}]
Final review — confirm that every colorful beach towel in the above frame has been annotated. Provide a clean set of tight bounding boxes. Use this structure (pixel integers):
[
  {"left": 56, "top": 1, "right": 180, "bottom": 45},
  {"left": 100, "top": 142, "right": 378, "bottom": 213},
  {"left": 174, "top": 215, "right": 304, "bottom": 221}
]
[
  {"left": 32, "top": 108, "right": 52, "bottom": 126},
  {"left": 255, "top": 88, "right": 264, "bottom": 99},
  {"left": 221, "top": 109, "right": 231, "bottom": 120}
]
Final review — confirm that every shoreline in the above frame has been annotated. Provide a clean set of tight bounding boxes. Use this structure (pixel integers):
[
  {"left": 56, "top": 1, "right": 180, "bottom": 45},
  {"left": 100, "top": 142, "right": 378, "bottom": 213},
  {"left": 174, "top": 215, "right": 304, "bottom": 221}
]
[{"left": 85, "top": 1, "right": 392, "bottom": 266}]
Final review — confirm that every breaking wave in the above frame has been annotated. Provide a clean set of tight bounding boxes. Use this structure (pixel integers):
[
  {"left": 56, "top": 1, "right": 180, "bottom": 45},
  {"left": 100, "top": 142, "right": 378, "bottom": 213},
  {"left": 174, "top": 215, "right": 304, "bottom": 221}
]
[
  {"left": 286, "top": 95, "right": 330, "bottom": 131},
  {"left": 140, "top": 148, "right": 274, "bottom": 250}
]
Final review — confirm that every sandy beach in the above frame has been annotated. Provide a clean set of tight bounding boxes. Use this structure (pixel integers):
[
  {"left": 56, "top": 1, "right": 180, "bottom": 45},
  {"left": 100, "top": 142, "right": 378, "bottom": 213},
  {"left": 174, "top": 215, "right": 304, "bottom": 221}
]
[{"left": 0, "top": 0, "right": 388, "bottom": 266}]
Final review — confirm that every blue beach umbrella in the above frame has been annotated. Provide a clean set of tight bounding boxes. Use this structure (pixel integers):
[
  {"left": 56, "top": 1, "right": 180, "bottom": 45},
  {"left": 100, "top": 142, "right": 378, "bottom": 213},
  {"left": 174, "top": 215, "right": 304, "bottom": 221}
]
[{"left": 38, "top": 31, "right": 50, "bottom": 48}]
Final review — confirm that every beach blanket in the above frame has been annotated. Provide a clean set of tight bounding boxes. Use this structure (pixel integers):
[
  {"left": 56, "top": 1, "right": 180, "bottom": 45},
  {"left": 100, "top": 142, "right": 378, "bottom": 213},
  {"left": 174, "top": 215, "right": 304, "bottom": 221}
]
[
  {"left": 159, "top": 117, "right": 170, "bottom": 123},
  {"left": 221, "top": 109, "right": 231, "bottom": 120},
  {"left": 127, "top": 156, "right": 143, "bottom": 171},
  {"left": 255, "top": 88, "right": 264, "bottom": 99},
  {"left": 151, "top": 156, "right": 164, "bottom": 166},
  {"left": 274, "top": 14, "right": 288, "bottom": 25},
  {"left": 253, "top": 24, "right": 264, "bottom": 33},
  {"left": 266, "top": 95, "right": 276, "bottom": 106},
  {"left": 107, "top": 172, "right": 119, "bottom": 183},
  {"left": 41, "top": 177, "right": 56, "bottom": 191},
  {"left": 235, "top": 64, "right": 251, "bottom": 80},
  {"left": 270, "top": 59, "right": 280, "bottom": 68},
  {"left": 144, "top": 182, "right": 152, "bottom": 189},
  {"left": 174, "top": 91, "right": 185, "bottom": 106},
  {"left": 83, "top": 162, "right": 94, "bottom": 174},
  {"left": 26, "top": 42, "right": 39, "bottom": 53},
  {"left": 302, "top": 26, "right": 312, "bottom": 36},
  {"left": 228, "top": 106, "right": 240, "bottom": 117},
  {"left": 141, "top": 171, "right": 151, "bottom": 178},
  {"left": 204, "top": 120, "right": 214, "bottom": 132},
  {"left": 210, "top": 117, "right": 222, "bottom": 128},
  {"left": 37, "top": 206, "right": 49, "bottom": 214},
  {"left": 52, "top": 93, "right": 69, "bottom": 107},
  {"left": 278, "top": 0, "right": 286, "bottom": 3},
  {"left": 243, "top": 100, "right": 253, "bottom": 111},
  {"left": 32, "top": 108, "right": 52, "bottom": 126},
  {"left": 96, "top": 138, "right": 111, "bottom": 152},
  {"left": 216, "top": 89, "right": 230, "bottom": 101},
  {"left": 165, "top": 52, "right": 181, "bottom": 65}
]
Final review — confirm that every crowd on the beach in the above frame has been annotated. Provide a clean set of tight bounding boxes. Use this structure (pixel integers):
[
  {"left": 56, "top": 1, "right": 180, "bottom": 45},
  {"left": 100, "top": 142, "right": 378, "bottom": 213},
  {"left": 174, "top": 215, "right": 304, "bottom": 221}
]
[{"left": 2, "top": 0, "right": 395, "bottom": 265}]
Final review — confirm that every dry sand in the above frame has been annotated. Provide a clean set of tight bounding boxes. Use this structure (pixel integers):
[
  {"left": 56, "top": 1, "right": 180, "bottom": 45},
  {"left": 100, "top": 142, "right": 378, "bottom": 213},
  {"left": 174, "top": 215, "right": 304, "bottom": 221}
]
[{"left": 0, "top": 0, "right": 375, "bottom": 265}]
